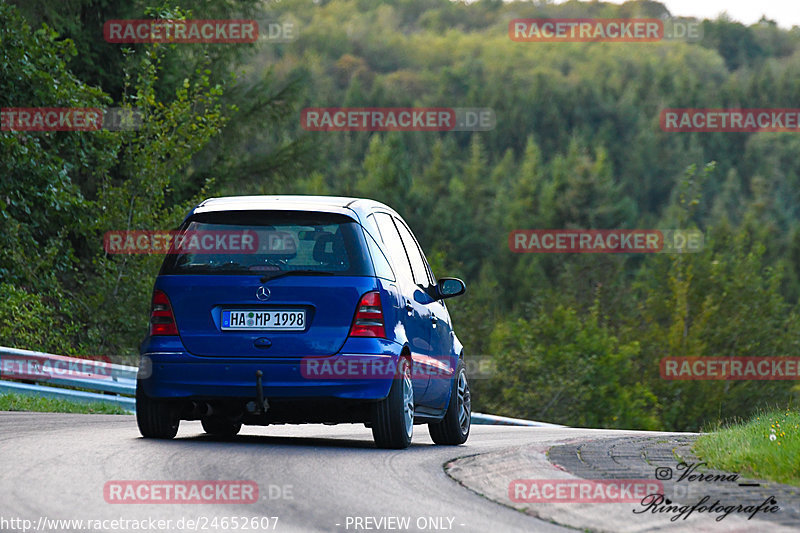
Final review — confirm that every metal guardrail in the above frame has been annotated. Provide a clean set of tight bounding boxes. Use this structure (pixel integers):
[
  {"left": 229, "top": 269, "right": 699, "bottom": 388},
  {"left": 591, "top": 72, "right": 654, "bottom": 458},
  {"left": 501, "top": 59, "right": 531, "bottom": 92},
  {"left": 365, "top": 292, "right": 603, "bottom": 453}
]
[
  {"left": 0, "top": 346, "right": 137, "bottom": 412},
  {"left": 471, "top": 412, "right": 564, "bottom": 427},
  {"left": 0, "top": 346, "right": 555, "bottom": 425}
]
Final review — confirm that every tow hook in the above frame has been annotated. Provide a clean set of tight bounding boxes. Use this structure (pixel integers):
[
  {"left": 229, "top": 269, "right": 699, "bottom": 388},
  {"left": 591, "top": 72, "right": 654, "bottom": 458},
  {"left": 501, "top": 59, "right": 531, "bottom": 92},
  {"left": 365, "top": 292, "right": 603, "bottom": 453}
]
[{"left": 246, "top": 370, "right": 269, "bottom": 415}]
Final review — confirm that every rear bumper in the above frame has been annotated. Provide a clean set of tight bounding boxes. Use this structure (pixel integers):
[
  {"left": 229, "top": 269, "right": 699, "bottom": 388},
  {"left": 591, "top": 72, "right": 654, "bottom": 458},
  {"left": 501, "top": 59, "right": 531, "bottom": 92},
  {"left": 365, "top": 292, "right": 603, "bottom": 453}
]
[{"left": 138, "top": 338, "right": 404, "bottom": 401}]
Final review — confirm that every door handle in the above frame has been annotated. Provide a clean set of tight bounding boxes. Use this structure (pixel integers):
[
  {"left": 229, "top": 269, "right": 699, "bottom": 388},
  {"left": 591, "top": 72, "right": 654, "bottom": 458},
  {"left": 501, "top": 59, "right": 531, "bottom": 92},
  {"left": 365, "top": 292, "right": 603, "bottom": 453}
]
[
  {"left": 254, "top": 337, "right": 272, "bottom": 349},
  {"left": 405, "top": 301, "right": 414, "bottom": 313},
  {"left": 430, "top": 315, "right": 438, "bottom": 324}
]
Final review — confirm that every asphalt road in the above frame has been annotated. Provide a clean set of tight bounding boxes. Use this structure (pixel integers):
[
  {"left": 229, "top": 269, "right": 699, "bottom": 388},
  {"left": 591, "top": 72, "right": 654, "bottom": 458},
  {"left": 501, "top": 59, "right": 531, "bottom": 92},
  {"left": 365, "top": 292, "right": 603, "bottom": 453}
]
[{"left": 0, "top": 412, "right": 678, "bottom": 533}]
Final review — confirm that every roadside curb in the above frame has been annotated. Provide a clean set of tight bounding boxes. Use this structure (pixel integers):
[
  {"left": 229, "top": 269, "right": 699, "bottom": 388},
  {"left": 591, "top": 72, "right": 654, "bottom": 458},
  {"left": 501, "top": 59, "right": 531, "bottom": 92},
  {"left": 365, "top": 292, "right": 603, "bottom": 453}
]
[{"left": 446, "top": 432, "right": 799, "bottom": 532}]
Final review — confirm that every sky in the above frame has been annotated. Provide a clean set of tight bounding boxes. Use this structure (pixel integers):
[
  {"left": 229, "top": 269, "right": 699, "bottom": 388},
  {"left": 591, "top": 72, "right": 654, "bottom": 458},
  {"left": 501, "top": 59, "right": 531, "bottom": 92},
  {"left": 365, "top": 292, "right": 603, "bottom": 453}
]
[{"left": 586, "top": 0, "right": 800, "bottom": 28}]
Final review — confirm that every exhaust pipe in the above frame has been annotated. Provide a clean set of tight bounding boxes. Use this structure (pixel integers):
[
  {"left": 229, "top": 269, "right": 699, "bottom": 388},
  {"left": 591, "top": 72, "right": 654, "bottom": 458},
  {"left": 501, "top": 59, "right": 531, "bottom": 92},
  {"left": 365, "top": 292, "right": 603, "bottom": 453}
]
[{"left": 185, "top": 401, "right": 214, "bottom": 418}]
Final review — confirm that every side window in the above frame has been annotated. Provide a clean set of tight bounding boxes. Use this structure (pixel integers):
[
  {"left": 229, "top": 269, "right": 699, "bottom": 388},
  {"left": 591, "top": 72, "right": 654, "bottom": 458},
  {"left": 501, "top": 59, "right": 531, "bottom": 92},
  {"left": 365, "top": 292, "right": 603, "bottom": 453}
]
[
  {"left": 363, "top": 228, "right": 395, "bottom": 281},
  {"left": 374, "top": 213, "right": 414, "bottom": 283},
  {"left": 394, "top": 218, "right": 432, "bottom": 288}
]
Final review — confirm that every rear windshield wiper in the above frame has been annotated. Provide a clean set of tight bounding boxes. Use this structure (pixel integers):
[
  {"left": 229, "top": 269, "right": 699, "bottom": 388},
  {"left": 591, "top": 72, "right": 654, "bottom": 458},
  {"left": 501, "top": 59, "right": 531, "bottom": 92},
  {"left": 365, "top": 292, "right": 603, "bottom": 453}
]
[{"left": 260, "top": 270, "right": 335, "bottom": 283}]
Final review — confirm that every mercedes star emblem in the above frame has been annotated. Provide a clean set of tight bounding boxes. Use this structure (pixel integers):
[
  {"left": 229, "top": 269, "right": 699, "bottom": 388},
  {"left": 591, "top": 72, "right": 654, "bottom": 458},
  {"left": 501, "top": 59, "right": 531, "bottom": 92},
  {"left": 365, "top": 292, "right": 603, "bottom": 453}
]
[{"left": 256, "top": 286, "right": 271, "bottom": 301}]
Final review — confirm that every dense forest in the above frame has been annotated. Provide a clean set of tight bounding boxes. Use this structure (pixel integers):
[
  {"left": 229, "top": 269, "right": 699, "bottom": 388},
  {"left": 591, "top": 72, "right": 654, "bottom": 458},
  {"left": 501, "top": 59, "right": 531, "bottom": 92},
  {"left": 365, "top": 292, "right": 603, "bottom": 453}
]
[{"left": 2, "top": 0, "right": 800, "bottom": 431}]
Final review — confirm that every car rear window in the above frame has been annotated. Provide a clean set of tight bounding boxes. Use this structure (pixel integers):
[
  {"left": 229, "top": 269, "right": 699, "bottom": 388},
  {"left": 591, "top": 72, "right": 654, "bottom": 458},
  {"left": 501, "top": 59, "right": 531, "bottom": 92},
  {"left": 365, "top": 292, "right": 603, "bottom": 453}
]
[{"left": 159, "top": 210, "right": 374, "bottom": 277}]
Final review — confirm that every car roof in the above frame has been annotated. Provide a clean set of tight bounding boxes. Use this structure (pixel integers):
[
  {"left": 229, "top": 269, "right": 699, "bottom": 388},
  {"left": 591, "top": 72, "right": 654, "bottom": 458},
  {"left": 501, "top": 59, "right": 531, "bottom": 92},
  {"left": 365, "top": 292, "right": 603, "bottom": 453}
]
[{"left": 189, "top": 195, "right": 401, "bottom": 224}]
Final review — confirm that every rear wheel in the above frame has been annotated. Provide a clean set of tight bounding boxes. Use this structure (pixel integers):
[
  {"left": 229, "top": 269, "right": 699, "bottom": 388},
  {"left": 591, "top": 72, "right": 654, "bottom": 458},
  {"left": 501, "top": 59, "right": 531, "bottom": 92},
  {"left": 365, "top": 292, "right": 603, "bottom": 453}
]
[
  {"left": 371, "top": 357, "right": 413, "bottom": 449},
  {"left": 136, "top": 382, "right": 179, "bottom": 439},
  {"left": 428, "top": 358, "right": 470, "bottom": 445},
  {"left": 201, "top": 416, "right": 241, "bottom": 437}
]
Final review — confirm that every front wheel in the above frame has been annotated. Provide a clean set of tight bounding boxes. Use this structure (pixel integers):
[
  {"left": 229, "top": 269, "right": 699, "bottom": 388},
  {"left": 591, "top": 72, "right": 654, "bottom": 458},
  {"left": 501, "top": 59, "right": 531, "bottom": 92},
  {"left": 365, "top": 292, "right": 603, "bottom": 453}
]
[
  {"left": 371, "top": 357, "right": 414, "bottom": 449},
  {"left": 136, "top": 382, "right": 179, "bottom": 439},
  {"left": 428, "top": 358, "right": 470, "bottom": 445}
]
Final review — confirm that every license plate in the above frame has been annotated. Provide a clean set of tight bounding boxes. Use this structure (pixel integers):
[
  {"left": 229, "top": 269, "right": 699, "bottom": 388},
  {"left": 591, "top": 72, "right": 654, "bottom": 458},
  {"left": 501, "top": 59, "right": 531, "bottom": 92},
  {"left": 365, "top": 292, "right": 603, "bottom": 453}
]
[{"left": 221, "top": 309, "right": 306, "bottom": 331}]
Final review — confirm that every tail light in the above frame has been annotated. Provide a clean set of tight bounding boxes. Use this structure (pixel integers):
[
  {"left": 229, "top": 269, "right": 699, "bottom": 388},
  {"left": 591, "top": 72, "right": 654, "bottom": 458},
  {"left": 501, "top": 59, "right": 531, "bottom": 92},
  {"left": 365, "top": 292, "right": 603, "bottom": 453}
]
[
  {"left": 349, "top": 291, "right": 386, "bottom": 338},
  {"left": 150, "top": 290, "right": 179, "bottom": 336}
]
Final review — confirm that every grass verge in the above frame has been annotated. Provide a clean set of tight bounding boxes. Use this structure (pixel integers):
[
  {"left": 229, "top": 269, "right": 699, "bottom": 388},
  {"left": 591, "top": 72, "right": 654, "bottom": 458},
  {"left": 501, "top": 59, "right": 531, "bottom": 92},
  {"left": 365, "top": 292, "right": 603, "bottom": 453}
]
[
  {"left": 693, "top": 408, "right": 800, "bottom": 486},
  {"left": 0, "top": 393, "right": 129, "bottom": 414}
]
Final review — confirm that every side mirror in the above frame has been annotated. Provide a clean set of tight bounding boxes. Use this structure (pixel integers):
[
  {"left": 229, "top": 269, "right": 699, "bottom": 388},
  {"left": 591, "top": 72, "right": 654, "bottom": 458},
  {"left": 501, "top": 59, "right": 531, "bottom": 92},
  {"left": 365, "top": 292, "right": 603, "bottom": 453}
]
[{"left": 436, "top": 278, "right": 466, "bottom": 299}]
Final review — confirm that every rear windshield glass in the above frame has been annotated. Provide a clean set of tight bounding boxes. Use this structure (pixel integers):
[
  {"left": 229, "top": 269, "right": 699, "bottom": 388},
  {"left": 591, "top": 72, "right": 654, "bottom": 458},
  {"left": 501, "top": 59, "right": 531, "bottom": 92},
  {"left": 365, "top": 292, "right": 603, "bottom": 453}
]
[{"left": 160, "top": 210, "right": 374, "bottom": 277}]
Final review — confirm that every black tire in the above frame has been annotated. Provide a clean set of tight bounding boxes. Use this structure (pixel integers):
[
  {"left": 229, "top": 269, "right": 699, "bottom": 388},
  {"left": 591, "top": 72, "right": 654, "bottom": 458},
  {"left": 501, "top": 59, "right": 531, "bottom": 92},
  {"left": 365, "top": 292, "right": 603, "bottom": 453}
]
[
  {"left": 371, "top": 357, "right": 414, "bottom": 449},
  {"left": 428, "top": 358, "right": 470, "bottom": 445},
  {"left": 136, "top": 381, "right": 179, "bottom": 439},
  {"left": 201, "top": 416, "right": 242, "bottom": 437}
]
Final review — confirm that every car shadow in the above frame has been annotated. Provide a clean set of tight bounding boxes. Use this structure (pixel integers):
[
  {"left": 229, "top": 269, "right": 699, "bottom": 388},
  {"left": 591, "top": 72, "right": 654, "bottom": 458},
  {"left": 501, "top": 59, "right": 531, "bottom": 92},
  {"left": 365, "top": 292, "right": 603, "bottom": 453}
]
[{"left": 135, "top": 431, "right": 431, "bottom": 450}]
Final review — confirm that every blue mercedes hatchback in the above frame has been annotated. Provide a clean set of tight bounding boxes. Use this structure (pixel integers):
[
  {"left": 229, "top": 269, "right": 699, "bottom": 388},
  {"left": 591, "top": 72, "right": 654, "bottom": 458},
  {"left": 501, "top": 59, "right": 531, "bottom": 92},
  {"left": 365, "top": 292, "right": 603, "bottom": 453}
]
[{"left": 136, "top": 195, "right": 470, "bottom": 448}]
